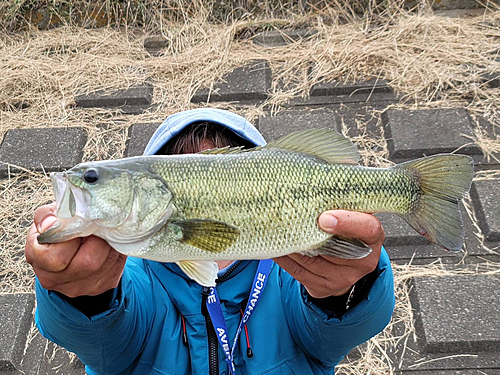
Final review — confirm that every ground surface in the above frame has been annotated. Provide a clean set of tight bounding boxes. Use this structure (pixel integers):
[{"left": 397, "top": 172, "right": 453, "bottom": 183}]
[{"left": 0, "top": 4, "right": 499, "bottom": 374}]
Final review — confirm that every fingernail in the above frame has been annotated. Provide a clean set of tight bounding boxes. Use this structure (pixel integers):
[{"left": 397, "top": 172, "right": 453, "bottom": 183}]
[
  {"left": 321, "top": 214, "right": 338, "bottom": 229},
  {"left": 39, "top": 216, "right": 57, "bottom": 233}
]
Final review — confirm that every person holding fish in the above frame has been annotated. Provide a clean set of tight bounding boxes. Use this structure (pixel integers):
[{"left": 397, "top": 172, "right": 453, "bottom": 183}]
[{"left": 25, "top": 108, "right": 472, "bottom": 374}]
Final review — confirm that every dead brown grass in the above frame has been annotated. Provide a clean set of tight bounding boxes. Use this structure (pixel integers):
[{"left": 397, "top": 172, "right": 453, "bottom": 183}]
[
  {"left": 0, "top": 170, "right": 52, "bottom": 294},
  {"left": 1, "top": 3, "right": 500, "bottom": 373}
]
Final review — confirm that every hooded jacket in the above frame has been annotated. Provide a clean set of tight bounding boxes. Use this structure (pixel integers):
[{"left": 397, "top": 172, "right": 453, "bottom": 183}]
[{"left": 35, "top": 108, "right": 395, "bottom": 375}]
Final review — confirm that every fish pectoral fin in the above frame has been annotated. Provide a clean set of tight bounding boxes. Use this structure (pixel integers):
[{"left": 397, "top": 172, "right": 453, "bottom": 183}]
[
  {"left": 170, "top": 219, "right": 240, "bottom": 253},
  {"left": 312, "top": 235, "right": 372, "bottom": 259},
  {"left": 176, "top": 260, "right": 219, "bottom": 287}
]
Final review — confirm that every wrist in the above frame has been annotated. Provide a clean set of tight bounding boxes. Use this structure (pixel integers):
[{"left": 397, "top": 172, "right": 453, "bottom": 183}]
[{"left": 307, "top": 268, "right": 380, "bottom": 315}]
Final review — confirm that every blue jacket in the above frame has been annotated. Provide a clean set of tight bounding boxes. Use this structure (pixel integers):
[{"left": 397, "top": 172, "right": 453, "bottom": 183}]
[{"left": 35, "top": 108, "right": 395, "bottom": 374}]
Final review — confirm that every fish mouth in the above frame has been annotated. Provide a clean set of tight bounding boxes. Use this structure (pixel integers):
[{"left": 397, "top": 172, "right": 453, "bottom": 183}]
[{"left": 38, "top": 172, "right": 94, "bottom": 244}]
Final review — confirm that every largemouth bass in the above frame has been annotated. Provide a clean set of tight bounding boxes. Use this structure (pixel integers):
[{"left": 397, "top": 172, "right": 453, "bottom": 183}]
[{"left": 38, "top": 129, "right": 474, "bottom": 286}]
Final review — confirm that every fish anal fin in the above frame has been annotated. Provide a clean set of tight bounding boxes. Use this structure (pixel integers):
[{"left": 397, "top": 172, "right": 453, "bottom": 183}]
[
  {"left": 265, "top": 129, "right": 360, "bottom": 165},
  {"left": 177, "top": 260, "right": 219, "bottom": 286},
  {"left": 307, "top": 235, "right": 372, "bottom": 259},
  {"left": 170, "top": 219, "right": 240, "bottom": 253}
]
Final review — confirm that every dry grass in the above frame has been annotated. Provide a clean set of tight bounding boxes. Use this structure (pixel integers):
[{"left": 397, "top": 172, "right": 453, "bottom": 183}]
[
  {"left": 1, "top": 2, "right": 500, "bottom": 373},
  {"left": 0, "top": 170, "right": 52, "bottom": 294}
]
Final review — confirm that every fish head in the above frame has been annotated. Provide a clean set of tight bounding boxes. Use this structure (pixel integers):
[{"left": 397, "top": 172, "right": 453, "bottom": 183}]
[{"left": 38, "top": 160, "right": 174, "bottom": 247}]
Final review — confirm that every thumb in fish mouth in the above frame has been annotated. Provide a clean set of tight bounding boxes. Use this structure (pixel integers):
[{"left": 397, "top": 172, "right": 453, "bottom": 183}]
[
  {"left": 37, "top": 216, "right": 90, "bottom": 244},
  {"left": 37, "top": 214, "right": 58, "bottom": 234}
]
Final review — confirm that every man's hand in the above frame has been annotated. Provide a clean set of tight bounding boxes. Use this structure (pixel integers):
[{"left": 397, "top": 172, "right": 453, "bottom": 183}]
[
  {"left": 273, "top": 210, "right": 384, "bottom": 299},
  {"left": 25, "top": 204, "right": 127, "bottom": 298}
]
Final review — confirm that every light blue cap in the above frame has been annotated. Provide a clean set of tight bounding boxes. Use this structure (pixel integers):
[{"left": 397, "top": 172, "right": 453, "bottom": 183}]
[{"left": 143, "top": 108, "right": 267, "bottom": 155}]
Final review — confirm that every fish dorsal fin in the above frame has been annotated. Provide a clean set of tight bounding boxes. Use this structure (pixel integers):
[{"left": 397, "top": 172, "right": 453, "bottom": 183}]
[
  {"left": 265, "top": 129, "right": 360, "bottom": 165},
  {"left": 198, "top": 146, "right": 245, "bottom": 154},
  {"left": 198, "top": 146, "right": 263, "bottom": 155}
]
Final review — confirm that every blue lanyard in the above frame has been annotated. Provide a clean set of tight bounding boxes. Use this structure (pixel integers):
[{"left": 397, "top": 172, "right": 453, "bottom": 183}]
[{"left": 206, "top": 259, "right": 273, "bottom": 374}]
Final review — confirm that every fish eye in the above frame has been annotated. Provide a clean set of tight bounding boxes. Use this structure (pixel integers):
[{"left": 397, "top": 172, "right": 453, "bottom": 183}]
[{"left": 83, "top": 169, "right": 99, "bottom": 184}]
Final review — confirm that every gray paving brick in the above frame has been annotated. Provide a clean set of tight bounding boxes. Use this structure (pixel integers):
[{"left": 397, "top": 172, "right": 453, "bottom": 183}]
[
  {"left": 383, "top": 269, "right": 500, "bottom": 372},
  {"left": 75, "top": 84, "right": 153, "bottom": 108},
  {"left": 376, "top": 213, "right": 428, "bottom": 246},
  {"left": 144, "top": 36, "right": 168, "bottom": 55},
  {"left": 258, "top": 108, "right": 339, "bottom": 141},
  {"left": 252, "top": 28, "right": 318, "bottom": 47},
  {"left": 400, "top": 371, "right": 500, "bottom": 375},
  {"left": 125, "top": 122, "right": 161, "bottom": 157},
  {"left": 385, "top": 201, "right": 496, "bottom": 261},
  {"left": 287, "top": 91, "right": 396, "bottom": 107},
  {"left": 411, "top": 274, "right": 500, "bottom": 354},
  {"left": 0, "top": 294, "right": 35, "bottom": 371},
  {"left": 0, "top": 127, "right": 86, "bottom": 177},
  {"left": 471, "top": 180, "right": 500, "bottom": 242},
  {"left": 191, "top": 60, "right": 271, "bottom": 103},
  {"left": 410, "top": 0, "right": 486, "bottom": 9},
  {"left": 472, "top": 116, "right": 500, "bottom": 169},
  {"left": 482, "top": 73, "right": 500, "bottom": 88},
  {"left": 310, "top": 78, "right": 392, "bottom": 97},
  {"left": 282, "top": 76, "right": 397, "bottom": 106},
  {"left": 384, "top": 108, "right": 482, "bottom": 160},
  {"left": 144, "top": 36, "right": 168, "bottom": 49}
]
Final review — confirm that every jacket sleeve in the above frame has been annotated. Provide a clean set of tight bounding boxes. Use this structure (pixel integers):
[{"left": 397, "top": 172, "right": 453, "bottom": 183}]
[
  {"left": 35, "top": 258, "right": 155, "bottom": 375},
  {"left": 279, "top": 247, "right": 395, "bottom": 367}
]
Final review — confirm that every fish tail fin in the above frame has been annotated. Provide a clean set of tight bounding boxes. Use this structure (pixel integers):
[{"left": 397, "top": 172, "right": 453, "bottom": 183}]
[{"left": 396, "top": 154, "right": 474, "bottom": 251}]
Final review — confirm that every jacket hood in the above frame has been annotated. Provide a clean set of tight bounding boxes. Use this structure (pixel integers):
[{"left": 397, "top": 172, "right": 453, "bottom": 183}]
[{"left": 143, "top": 108, "right": 267, "bottom": 155}]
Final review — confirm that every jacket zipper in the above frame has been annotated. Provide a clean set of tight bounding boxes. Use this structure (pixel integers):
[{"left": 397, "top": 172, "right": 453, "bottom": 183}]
[
  {"left": 217, "top": 261, "right": 242, "bottom": 284},
  {"left": 201, "top": 261, "right": 243, "bottom": 375},
  {"left": 202, "top": 288, "right": 219, "bottom": 375}
]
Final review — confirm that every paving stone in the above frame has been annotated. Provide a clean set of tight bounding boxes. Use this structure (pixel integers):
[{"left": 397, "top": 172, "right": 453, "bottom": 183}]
[
  {"left": 388, "top": 296, "right": 500, "bottom": 372},
  {"left": 405, "top": 0, "right": 486, "bottom": 9},
  {"left": 144, "top": 36, "right": 168, "bottom": 49},
  {"left": 434, "top": 8, "right": 492, "bottom": 18},
  {"left": 376, "top": 213, "right": 428, "bottom": 246},
  {"left": 252, "top": 28, "right": 318, "bottom": 47},
  {"left": 283, "top": 76, "right": 397, "bottom": 106},
  {"left": 481, "top": 73, "right": 500, "bottom": 88},
  {"left": 125, "top": 122, "right": 161, "bottom": 157},
  {"left": 385, "top": 201, "right": 496, "bottom": 261},
  {"left": 191, "top": 60, "right": 271, "bottom": 103},
  {"left": 472, "top": 116, "right": 500, "bottom": 169},
  {"left": 35, "top": 341, "right": 85, "bottom": 375},
  {"left": 400, "top": 371, "right": 500, "bottom": 375},
  {"left": 287, "top": 91, "right": 397, "bottom": 107},
  {"left": 258, "top": 108, "right": 339, "bottom": 141},
  {"left": 0, "top": 294, "right": 35, "bottom": 371},
  {"left": 310, "top": 78, "right": 393, "bottom": 97},
  {"left": 0, "top": 127, "right": 86, "bottom": 177},
  {"left": 411, "top": 274, "right": 500, "bottom": 354},
  {"left": 13, "top": 329, "right": 85, "bottom": 375},
  {"left": 471, "top": 180, "right": 500, "bottom": 242},
  {"left": 383, "top": 108, "right": 482, "bottom": 161},
  {"left": 144, "top": 36, "right": 168, "bottom": 55},
  {"left": 75, "top": 84, "right": 153, "bottom": 108}
]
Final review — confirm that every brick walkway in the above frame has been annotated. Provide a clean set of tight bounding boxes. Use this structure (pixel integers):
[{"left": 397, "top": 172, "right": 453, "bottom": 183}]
[{"left": 1, "top": 28, "right": 499, "bottom": 375}]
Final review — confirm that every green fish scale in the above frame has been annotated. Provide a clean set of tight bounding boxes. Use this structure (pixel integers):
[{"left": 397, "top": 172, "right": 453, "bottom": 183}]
[{"left": 144, "top": 150, "right": 419, "bottom": 261}]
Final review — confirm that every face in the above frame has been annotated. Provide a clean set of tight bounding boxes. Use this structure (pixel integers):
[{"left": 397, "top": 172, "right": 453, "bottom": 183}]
[
  {"left": 198, "top": 139, "right": 216, "bottom": 152},
  {"left": 38, "top": 160, "right": 174, "bottom": 247}
]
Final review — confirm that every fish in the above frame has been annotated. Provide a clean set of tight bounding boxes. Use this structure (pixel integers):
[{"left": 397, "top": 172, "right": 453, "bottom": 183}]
[{"left": 38, "top": 129, "right": 474, "bottom": 286}]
